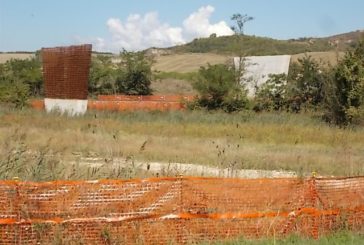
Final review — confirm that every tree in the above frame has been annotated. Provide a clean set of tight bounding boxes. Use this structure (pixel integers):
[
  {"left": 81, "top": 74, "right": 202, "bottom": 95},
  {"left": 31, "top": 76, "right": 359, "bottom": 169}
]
[
  {"left": 253, "top": 73, "right": 287, "bottom": 112},
  {"left": 324, "top": 40, "right": 364, "bottom": 125},
  {"left": 230, "top": 13, "right": 254, "bottom": 91},
  {"left": 0, "top": 57, "right": 42, "bottom": 108},
  {"left": 0, "top": 57, "right": 42, "bottom": 97},
  {"left": 192, "top": 64, "right": 248, "bottom": 112},
  {"left": 115, "top": 50, "right": 153, "bottom": 95},
  {"left": 231, "top": 13, "right": 254, "bottom": 35},
  {"left": 286, "top": 55, "right": 325, "bottom": 111},
  {"left": 89, "top": 55, "right": 117, "bottom": 96}
]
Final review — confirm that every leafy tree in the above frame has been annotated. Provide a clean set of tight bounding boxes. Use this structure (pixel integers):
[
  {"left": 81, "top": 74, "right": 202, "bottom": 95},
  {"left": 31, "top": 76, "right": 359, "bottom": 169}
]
[
  {"left": 253, "top": 73, "right": 287, "bottom": 112},
  {"left": 286, "top": 55, "right": 326, "bottom": 111},
  {"left": 192, "top": 64, "right": 248, "bottom": 112},
  {"left": 115, "top": 50, "right": 153, "bottom": 95},
  {"left": 89, "top": 55, "right": 117, "bottom": 96},
  {"left": 324, "top": 40, "right": 364, "bottom": 125},
  {"left": 0, "top": 57, "right": 42, "bottom": 108},
  {"left": 0, "top": 80, "right": 29, "bottom": 108},
  {"left": 0, "top": 56, "right": 42, "bottom": 97},
  {"left": 231, "top": 13, "right": 254, "bottom": 35}
]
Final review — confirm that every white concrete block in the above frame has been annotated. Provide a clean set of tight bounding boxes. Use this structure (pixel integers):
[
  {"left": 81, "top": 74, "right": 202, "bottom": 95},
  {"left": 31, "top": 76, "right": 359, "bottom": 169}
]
[
  {"left": 44, "top": 98, "right": 88, "bottom": 116},
  {"left": 234, "top": 55, "right": 291, "bottom": 97}
]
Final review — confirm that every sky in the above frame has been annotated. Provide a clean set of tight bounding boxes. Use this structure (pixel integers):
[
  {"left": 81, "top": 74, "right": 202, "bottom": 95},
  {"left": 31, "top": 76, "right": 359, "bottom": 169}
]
[{"left": 0, "top": 0, "right": 363, "bottom": 52}]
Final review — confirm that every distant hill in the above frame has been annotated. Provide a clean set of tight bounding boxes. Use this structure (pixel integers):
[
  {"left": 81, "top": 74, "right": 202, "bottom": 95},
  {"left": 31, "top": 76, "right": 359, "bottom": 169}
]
[
  {"left": 159, "top": 30, "right": 364, "bottom": 56},
  {"left": 1, "top": 30, "right": 363, "bottom": 64},
  {"left": 320, "top": 29, "right": 364, "bottom": 50}
]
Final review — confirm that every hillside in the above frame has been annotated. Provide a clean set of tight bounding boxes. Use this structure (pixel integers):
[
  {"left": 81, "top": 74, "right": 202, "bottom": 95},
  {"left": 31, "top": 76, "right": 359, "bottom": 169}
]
[
  {"left": 322, "top": 29, "right": 364, "bottom": 50},
  {"left": 162, "top": 30, "right": 364, "bottom": 56},
  {"left": 167, "top": 35, "right": 333, "bottom": 55}
]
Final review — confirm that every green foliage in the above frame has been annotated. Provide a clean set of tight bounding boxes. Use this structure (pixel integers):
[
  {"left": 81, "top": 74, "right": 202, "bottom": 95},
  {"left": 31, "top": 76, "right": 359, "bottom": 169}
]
[
  {"left": 0, "top": 80, "right": 29, "bottom": 108},
  {"left": 254, "top": 73, "right": 287, "bottom": 112},
  {"left": 89, "top": 55, "right": 117, "bottom": 95},
  {"left": 192, "top": 64, "right": 248, "bottom": 112},
  {"left": 88, "top": 51, "right": 154, "bottom": 96},
  {"left": 254, "top": 56, "right": 331, "bottom": 114},
  {"left": 285, "top": 55, "right": 327, "bottom": 112},
  {"left": 204, "top": 231, "right": 364, "bottom": 245},
  {"left": 289, "top": 55, "right": 325, "bottom": 105},
  {"left": 230, "top": 13, "right": 254, "bottom": 35},
  {"left": 324, "top": 40, "right": 364, "bottom": 125},
  {"left": 171, "top": 35, "right": 333, "bottom": 55},
  {"left": 0, "top": 57, "right": 42, "bottom": 107},
  {"left": 115, "top": 50, "right": 153, "bottom": 95}
]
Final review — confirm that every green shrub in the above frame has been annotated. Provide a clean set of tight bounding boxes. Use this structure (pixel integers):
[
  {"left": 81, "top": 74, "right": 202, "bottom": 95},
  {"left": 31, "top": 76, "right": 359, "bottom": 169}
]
[
  {"left": 324, "top": 40, "right": 364, "bottom": 125},
  {"left": 88, "top": 55, "right": 117, "bottom": 96},
  {"left": 115, "top": 50, "right": 153, "bottom": 95},
  {"left": 253, "top": 73, "right": 287, "bottom": 112},
  {"left": 192, "top": 64, "right": 248, "bottom": 112}
]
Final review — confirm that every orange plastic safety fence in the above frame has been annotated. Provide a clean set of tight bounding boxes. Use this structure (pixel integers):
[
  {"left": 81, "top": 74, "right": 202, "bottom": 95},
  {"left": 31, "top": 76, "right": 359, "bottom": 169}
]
[
  {"left": 87, "top": 100, "right": 186, "bottom": 111},
  {"left": 29, "top": 99, "right": 44, "bottom": 110},
  {"left": 30, "top": 94, "right": 195, "bottom": 112},
  {"left": 0, "top": 177, "right": 363, "bottom": 244},
  {"left": 97, "top": 95, "right": 195, "bottom": 102}
]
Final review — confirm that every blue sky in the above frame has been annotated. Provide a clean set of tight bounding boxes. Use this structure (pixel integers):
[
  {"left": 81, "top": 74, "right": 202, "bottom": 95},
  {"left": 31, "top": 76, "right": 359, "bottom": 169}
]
[{"left": 1, "top": 0, "right": 363, "bottom": 52}]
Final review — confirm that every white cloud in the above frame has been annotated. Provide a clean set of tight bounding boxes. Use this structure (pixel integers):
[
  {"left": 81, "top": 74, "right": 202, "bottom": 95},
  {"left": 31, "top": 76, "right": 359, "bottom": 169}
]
[
  {"left": 183, "top": 5, "right": 234, "bottom": 39},
  {"left": 89, "top": 5, "right": 233, "bottom": 52},
  {"left": 105, "top": 12, "right": 184, "bottom": 52}
]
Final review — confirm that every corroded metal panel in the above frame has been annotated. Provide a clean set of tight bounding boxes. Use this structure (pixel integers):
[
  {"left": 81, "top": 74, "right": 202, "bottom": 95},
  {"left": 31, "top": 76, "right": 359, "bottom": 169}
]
[{"left": 42, "top": 44, "right": 92, "bottom": 100}]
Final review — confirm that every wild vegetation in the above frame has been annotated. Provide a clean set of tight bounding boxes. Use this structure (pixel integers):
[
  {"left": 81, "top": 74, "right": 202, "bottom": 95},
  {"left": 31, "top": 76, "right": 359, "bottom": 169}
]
[
  {"left": 252, "top": 40, "right": 364, "bottom": 125},
  {"left": 1, "top": 107, "right": 363, "bottom": 181},
  {"left": 170, "top": 35, "right": 334, "bottom": 55},
  {"left": 190, "top": 64, "right": 248, "bottom": 112},
  {"left": 0, "top": 53, "right": 42, "bottom": 107},
  {"left": 1, "top": 39, "right": 364, "bottom": 126},
  {"left": 201, "top": 231, "right": 364, "bottom": 245}
]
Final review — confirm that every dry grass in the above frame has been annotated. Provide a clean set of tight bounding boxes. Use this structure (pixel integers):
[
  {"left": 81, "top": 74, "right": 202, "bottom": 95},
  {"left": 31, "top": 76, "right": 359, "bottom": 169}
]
[
  {"left": 1, "top": 51, "right": 345, "bottom": 71},
  {"left": 1, "top": 108, "right": 363, "bottom": 178},
  {"left": 153, "top": 53, "right": 230, "bottom": 72},
  {"left": 291, "top": 51, "right": 345, "bottom": 66},
  {"left": 153, "top": 51, "right": 346, "bottom": 73},
  {"left": 151, "top": 78, "right": 196, "bottom": 95},
  {"left": 0, "top": 53, "right": 34, "bottom": 63}
]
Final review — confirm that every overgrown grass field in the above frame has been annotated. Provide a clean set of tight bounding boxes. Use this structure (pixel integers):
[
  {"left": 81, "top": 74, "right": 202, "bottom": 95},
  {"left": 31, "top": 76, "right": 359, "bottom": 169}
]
[
  {"left": 1, "top": 107, "right": 363, "bottom": 180},
  {"left": 200, "top": 231, "right": 364, "bottom": 245}
]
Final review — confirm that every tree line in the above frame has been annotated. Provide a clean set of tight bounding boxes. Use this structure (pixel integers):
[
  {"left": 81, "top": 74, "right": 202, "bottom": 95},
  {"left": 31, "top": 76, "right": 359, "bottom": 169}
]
[{"left": 0, "top": 41, "right": 363, "bottom": 125}]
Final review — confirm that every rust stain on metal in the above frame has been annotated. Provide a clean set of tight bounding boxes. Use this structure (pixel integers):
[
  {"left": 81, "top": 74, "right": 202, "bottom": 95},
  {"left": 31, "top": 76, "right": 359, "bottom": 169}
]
[{"left": 42, "top": 44, "right": 92, "bottom": 100}]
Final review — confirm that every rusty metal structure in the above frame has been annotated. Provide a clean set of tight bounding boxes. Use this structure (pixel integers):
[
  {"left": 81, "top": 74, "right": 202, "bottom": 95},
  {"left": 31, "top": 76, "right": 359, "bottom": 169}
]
[
  {"left": 42, "top": 44, "right": 92, "bottom": 100},
  {"left": 0, "top": 176, "right": 363, "bottom": 244}
]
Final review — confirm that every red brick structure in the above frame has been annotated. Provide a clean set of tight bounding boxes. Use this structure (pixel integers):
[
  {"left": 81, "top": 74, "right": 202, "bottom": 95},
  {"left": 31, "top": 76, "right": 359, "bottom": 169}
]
[{"left": 42, "top": 44, "right": 92, "bottom": 100}]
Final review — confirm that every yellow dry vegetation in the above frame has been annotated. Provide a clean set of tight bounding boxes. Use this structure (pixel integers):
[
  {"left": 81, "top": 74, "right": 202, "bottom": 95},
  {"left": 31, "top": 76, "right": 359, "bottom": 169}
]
[
  {"left": 291, "top": 51, "right": 345, "bottom": 66},
  {"left": 153, "top": 53, "right": 230, "bottom": 72},
  {"left": 1, "top": 109, "right": 363, "bottom": 177},
  {"left": 0, "top": 53, "right": 34, "bottom": 63}
]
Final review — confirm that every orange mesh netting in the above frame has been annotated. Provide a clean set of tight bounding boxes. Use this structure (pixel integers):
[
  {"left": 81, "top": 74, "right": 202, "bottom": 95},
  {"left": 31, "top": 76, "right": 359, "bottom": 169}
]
[
  {"left": 0, "top": 177, "right": 363, "bottom": 244},
  {"left": 30, "top": 95, "right": 195, "bottom": 112},
  {"left": 88, "top": 95, "right": 195, "bottom": 112}
]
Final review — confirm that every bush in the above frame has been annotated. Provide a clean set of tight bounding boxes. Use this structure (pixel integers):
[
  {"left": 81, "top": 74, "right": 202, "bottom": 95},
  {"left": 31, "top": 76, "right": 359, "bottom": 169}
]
[
  {"left": 253, "top": 73, "right": 287, "bottom": 112},
  {"left": 287, "top": 55, "right": 325, "bottom": 109},
  {"left": 192, "top": 64, "right": 248, "bottom": 112},
  {"left": 89, "top": 55, "right": 117, "bottom": 96},
  {"left": 0, "top": 57, "right": 40, "bottom": 108},
  {"left": 115, "top": 50, "right": 153, "bottom": 95},
  {"left": 0, "top": 80, "right": 29, "bottom": 108},
  {"left": 324, "top": 40, "right": 364, "bottom": 125}
]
